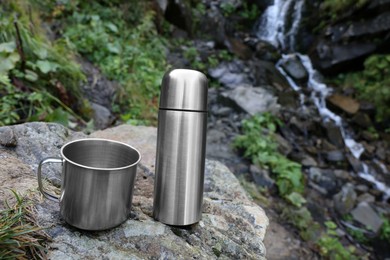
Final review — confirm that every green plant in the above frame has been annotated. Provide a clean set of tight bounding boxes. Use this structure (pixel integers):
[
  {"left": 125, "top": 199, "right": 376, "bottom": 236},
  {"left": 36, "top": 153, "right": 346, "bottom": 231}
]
[
  {"left": 347, "top": 227, "right": 368, "bottom": 244},
  {"left": 220, "top": 2, "right": 236, "bottom": 16},
  {"left": 63, "top": 1, "right": 168, "bottom": 124},
  {"left": 317, "top": 221, "right": 357, "bottom": 259},
  {"left": 239, "top": 177, "right": 269, "bottom": 206},
  {"left": 240, "top": 3, "right": 260, "bottom": 21},
  {"left": 380, "top": 216, "right": 390, "bottom": 242},
  {"left": 234, "top": 113, "right": 305, "bottom": 205},
  {"left": 335, "top": 55, "right": 390, "bottom": 123},
  {"left": 0, "top": 190, "right": 50, "bottom": 259},
  {"left": 0, "top": 0, "right": 89, "bottom": 126},
  {"left": 321, "top": 0, "right": 368, "bottom": 21}
]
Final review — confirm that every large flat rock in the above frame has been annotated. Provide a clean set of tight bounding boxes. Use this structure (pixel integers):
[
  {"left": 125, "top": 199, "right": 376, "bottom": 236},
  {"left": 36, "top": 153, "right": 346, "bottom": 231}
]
[{"left": 0, "top": 123, "right": 268, "bottom": 259}]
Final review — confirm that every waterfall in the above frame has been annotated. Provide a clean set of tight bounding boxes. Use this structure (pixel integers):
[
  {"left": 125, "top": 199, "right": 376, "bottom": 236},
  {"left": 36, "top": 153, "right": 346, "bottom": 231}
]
[
  {"left": 257, "top": 0, "right": 390, "bottom": 199},
  {"left": 256, "top": 0, "right": 304, "bottom": 51}
]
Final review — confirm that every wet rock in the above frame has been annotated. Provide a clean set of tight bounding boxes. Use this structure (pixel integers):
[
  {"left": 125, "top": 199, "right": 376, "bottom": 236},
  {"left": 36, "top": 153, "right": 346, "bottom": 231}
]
[
  {"left": 251, "top": 60, "right": 291, "bottom": 91},
  {"left": 327, "top": 94, "right": 360, "bottom": 115},
  {"left": 323, "top": 123, "right": 344, "bottom": 148},
  {"left": 347, "top": 155, "right": 364, "bottom": 173},
  {"left": 221, "top": 85, "right": 280, "bottom": 115},
  {"left": 351, "top": 202, "right": 383, "bottom": 233},
  {"left": 326, "top": 150, "right": 345, "bottom": 162},
  {"left": 333, "top": 183, "right": 357, "bottom": 215},
  {"left": 253, "top": 40, "right": 281, "bottom": 62},
  {"left": 352, "top": 112, "right": 373, "bottom": 128},
  {"left": 0, "top": 123, "right": 268, "bottom": 259},
  {"left": 0, "top": 126, "right": 17, "bottom": 147},
  {"left": 91, "top": 103, "right": 115, "bottom": 130},
  {"left": 250, "top": 165, "right": 275, "bottom": 188},
  {"left": 278, "top": 54, "right": 308, "bottom": 82}
]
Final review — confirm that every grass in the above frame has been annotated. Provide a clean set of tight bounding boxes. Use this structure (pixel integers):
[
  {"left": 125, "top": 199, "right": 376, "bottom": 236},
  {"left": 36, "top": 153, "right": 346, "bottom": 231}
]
[{"left": 0, "top": 190, "right": 49, "bottom": 259}]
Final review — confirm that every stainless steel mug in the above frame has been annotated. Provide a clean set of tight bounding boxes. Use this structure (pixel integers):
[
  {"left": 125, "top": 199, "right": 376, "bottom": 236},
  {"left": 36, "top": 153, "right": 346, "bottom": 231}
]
[
  {"left": 153, "top": 69, "right": 208, "bottom": 226},
  {"left": 38, "top": 138, "right": 141, "bottom": 230}
]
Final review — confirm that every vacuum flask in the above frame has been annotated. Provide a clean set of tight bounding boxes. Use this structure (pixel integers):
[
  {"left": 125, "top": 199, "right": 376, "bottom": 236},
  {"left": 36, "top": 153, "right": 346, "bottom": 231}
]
[{"left": 153, "top": 69, "right": 208, "bottom": 226}]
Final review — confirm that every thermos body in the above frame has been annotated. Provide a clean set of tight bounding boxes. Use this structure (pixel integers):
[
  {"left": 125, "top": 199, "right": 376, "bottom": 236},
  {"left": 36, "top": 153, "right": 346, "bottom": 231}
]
[
  {"left": 153, "top": 69, "right": 208, "bottom": 226},
  {"left": 154, "top": 110, "right": 207, "bottom": 225}
]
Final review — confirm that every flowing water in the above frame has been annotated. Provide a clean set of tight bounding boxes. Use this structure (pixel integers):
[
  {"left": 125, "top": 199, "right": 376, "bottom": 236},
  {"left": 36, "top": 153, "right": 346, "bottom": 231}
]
[{"left": 257, "top": 0, "right": 390, "bottom": 199}]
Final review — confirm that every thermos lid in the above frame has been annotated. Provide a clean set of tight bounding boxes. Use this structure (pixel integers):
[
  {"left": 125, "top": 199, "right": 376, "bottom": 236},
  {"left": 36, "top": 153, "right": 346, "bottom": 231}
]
[{"left": 159, "top": 69, "right": 208, "bottom": 111}]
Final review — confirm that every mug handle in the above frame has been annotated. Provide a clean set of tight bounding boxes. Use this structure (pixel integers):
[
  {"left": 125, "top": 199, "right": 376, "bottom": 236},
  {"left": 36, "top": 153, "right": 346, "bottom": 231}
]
[{"left": 37, "top": 157, "right": 64, "bottom": 202}]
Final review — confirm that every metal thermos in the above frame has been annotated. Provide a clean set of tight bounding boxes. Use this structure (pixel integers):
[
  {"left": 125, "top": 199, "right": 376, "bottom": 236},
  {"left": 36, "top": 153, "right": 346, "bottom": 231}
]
[{"left": 153, "top": 69, "right": 208, "bottom": 226}]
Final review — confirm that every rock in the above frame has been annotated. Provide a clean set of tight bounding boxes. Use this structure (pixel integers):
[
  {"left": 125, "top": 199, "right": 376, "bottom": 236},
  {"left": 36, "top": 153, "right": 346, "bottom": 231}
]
[
  {"left": 352, "top": 112, "right": 373, "bottom": 128},
  {"left": 0, "top": 155, "right": 37, "bottom": 209},
  {"left": 351, "top": 202, "right": 383, "bottom": 233},
  {"left": 334, "top": 170, "right": 351, "bottom": 180},
  {"left": 0, "top": 123, "right": 84, "bottom": 185},
  {"left": 249, "top": 164, "right": 275, "bottom": 188},
  {"left": 310, "top": 41, "right": 376, "bottom": 75},
  {"left": 79, "top": 59, "right": 118, "bottom": 109},
  {"left": 357, "top": 193, "right": 376, "bottom": 204},
  {"left": 323, "top": 123, "right": 344, "bottom": 148},
  {"left": 308, "top": 167, "right": 339, "bottom": 195},
  {"left": 327, "top": 94, "right": 360, "bottom": 115},
  {"left": 211, "top": 106, "right": 233, "bottom": 117},
  {"left": 347, "top": 155, "right": 364, "bottom": 173},
  {"left": 0, "top": 126, "right": 17, "bottom": 147},
  {"left": 209, "top": 61, "right": 251, "bottom": 88},
  {"left": 301, "top": 156, "right": 318, "bottom": 167},
  {"left": 274, "top": 133, "right": 293, "bottom": 156},
  {"left": 333, "top": 183, "right": 357, "bottom": 215},
  {"left": 326, "top": 150, "right": 345, "bottom": 162},
  {"left": 0, "top": 123, "right": 268, "bottom": 259},
  {"left": 225, "top": 37, "right": 252, "bottom": 60},
  {"left": 163, "top": 0, "right": 193, "bottom": 34},
  {"left": 90, "top": 102, "right": 115, "bottom": 130},
  {"left": 278, "top": 54, "right": 309, "bottom": 82},
  {"left": 221, "top": 85, "right": 280, "bottom": 115},
  {"left": 253, "top": 40, "right": 281, "bottom": 62}
]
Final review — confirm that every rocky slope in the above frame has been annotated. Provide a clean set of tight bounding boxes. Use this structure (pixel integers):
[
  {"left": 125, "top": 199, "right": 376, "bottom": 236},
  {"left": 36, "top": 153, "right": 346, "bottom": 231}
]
[{"left": 0, "top": 122, "right": 268, "bottom": 259}]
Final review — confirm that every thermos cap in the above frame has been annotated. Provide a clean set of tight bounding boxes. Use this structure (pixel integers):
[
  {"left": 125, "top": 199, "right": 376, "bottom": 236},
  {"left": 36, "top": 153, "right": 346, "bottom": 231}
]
[{"left": 160, "top": 69, "right": 208, "bottom": 111}]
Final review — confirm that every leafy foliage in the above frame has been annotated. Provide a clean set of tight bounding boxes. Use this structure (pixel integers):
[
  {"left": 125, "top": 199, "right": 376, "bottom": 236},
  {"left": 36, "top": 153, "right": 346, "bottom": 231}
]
[
  {"left": 335, "top": 55, "right": 390, "bottom": 123},
  {"left": 317, "top": 221, "right": 357, "bottom": 259},
  {"left": 0, "top": 190, "right": 50, "bottom": 259},
  {"left": 0, "top": 0, "right": 89, "bottom": 126},
  {"left": 380, "top": 216, "right": 390, "bottom": 242},
  {"left": 62, "top": 1, "right": 168, "bottom": 124},
  {"left": 321, "top": 0, "right": 368, "bottom": 21},
  {"left": 234, "top": 113, "right": 305, "bottom": 205}
]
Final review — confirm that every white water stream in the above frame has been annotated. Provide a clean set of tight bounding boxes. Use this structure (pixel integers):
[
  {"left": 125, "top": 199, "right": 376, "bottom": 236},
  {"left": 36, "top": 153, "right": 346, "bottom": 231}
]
[{"left": 257, "top": 0, "right": 390, "bottom": 199}]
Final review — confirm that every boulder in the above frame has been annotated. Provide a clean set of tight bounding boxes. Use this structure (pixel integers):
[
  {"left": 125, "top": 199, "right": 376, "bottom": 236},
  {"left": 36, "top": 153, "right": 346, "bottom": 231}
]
[
  {"left": 326, "top": 94, "right": 360, "bottom": 115},
  {"left": 333, "top": 183, "right": 357, "bottom": 215},
  {"left": 221, "top": 85, "right": 280, "bottom": 115},
  {"left": 278, "top": 54, "right": 309, "bottom": 83},
  {"left": 351, "top": 202, "right": 383, "bottom": 233},
  {"left": 0, "top": 123, "right": 268, "bottom": 259}
]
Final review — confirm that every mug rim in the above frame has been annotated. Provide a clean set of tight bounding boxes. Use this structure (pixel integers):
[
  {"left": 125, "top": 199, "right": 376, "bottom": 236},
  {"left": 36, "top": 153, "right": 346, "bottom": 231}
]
[{"left": 60, "top": 138, "right": 142, "bottom": 171}]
